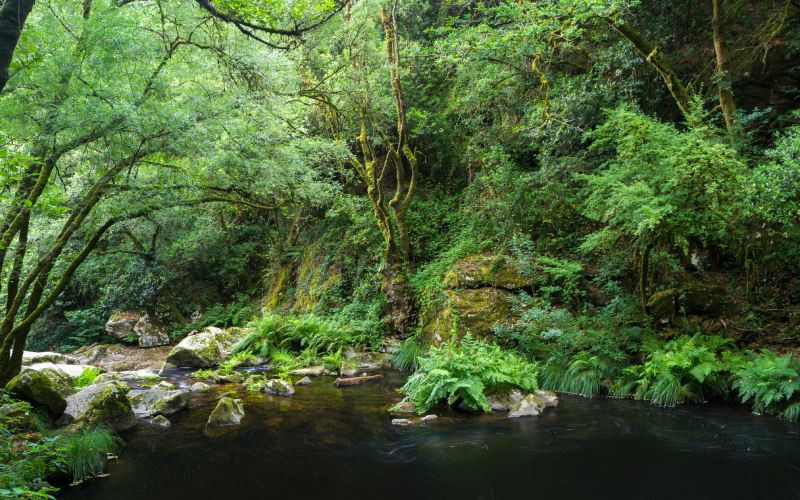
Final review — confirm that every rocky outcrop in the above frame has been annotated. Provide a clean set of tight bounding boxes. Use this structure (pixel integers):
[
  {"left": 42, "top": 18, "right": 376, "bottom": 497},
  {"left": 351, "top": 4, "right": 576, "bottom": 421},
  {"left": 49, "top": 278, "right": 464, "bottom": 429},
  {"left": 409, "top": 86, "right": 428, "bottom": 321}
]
[
  {"left": 105, "top": 311, "right": 140, "bottom": 342},
  {"left": 134, "top": 314, "right": 171, "bottom": 348},
  {"left": 5, "top": 370, "right": 67, "bottom": 417},
  {"left": 60, "top": 382, "right": 138, "bottom": 432},
  {"left": 129, "top": 387, "right": 189, "bottom": 417},
  {"left": 206, "top": 397, "right": 245, "bottom": 428},
  {"left": 422, "top": 254, "right": 532, "bottom": 344}
]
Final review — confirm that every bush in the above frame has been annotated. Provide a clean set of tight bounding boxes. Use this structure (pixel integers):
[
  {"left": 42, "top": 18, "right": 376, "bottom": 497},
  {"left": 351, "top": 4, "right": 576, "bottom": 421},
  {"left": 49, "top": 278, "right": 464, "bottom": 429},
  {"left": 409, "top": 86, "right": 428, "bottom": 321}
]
[
  {"left": 732, "top": 351, "right": 800, "bottom": 422},
  {"left": 400, "top": 335, "right": 538, "bottom": 413},
  {"left": 392, "top": 335, "right": 428, "bottom": 372},
  {"left": 74, "top": 367, "right": 102, "bottom": 388},
  {"left": 623, "top": 335, "right": 734, "bottom": 407}
]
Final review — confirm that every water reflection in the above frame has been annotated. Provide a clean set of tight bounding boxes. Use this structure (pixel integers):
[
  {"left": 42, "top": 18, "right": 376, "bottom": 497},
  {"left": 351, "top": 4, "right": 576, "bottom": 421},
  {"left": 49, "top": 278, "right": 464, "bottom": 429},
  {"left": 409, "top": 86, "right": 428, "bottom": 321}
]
[{"left": 62, "top": 370, "right": 800, "bottom": 500}]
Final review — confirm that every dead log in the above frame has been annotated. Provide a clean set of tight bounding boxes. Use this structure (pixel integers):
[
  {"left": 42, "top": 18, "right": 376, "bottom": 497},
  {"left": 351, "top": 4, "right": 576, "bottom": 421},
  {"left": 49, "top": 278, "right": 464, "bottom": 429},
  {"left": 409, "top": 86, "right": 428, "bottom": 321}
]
[{"left": 334, "top": 374, "right": 383, "bottom": 387}]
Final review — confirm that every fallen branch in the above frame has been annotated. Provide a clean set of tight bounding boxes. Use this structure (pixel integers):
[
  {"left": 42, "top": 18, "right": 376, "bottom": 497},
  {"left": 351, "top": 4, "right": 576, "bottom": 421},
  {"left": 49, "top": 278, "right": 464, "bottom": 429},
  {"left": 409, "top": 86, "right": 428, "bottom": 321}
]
[{"left": 334, "top": 374, "right": 383, "bottom": 387}]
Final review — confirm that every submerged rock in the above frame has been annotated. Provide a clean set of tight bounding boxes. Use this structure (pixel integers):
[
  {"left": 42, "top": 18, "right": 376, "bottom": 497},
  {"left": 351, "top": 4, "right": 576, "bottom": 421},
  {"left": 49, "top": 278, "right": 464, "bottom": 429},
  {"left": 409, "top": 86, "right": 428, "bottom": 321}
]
[
  {"left": 5, "top": 370, "right": 67, "bottom": 417},
  {"left": 60, "top": 382, "right": 138, "bottom": 431},
  {"left": 263, "top": 379, "right": 294, "bottom": 397},
  {"left": 388, "top": 401, "right": 416, "bottom": 414},
  {"left": 129, "top": 387, "right": 189, "bottom": 417},
  {"left": 534, "top": 389, "right": 558, "bottom": 409},
  {"left": 420, "top": 414, "right": 438, "bottom": 422},
  {"left": 391, "top": 418, "right": 413, "bottom": 426},
  {"left": 142, "top": 415, "right": 172, "bottom": 430},
  {"left": 206, "top": 397, "right": 245, "bottom": 428},
  {"left": 190, "top": 382, "right": 211, "bottom": 393},
  {"left": 296, "top": 376, "right": 312, "bottom": 386}
]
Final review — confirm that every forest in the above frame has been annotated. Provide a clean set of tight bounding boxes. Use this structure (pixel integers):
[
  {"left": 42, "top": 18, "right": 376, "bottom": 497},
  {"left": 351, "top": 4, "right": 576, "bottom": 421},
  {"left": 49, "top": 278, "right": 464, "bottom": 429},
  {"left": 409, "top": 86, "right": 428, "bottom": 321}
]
[{"left": 0, "top": 0, "right": 799, "bottom": 498}]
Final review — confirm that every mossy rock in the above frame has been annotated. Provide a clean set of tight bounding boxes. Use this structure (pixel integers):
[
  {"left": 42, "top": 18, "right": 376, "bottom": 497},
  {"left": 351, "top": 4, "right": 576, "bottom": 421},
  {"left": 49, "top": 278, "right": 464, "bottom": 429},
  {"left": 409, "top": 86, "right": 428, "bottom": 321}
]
[
  {"left": 646, "top": 288, "right": 679, "bottom": 321},
  {"left": 683, "top": 283, "right": 728, "bottom": 316},
  {"left": 293, "top": 244, "right": 344, "bottom": 314},
  {"left": 443, "top": 254, "right": 532, "bottom": 290},
  {"left": 60, "top": 381, "right": 137, "bottom": 432},
  {"left": 165, "top": 329, "right": 222, "bottom": 368},
  {"left": 206, "top": 397, "right": 245, "bottom": 428},
  {"left": 6, "top": 370, "right": 67, "bottom": 417},
  {"left": 421, "top": 288, "right": 519, "bottom": 344}
]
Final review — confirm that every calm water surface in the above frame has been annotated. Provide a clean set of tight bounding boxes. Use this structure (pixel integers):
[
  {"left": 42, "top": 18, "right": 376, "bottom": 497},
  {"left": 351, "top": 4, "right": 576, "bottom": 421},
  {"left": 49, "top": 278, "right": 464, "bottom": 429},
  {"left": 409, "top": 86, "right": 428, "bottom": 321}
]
[{"left": 62, "top": 370, "right": 800, "bottom": 500}]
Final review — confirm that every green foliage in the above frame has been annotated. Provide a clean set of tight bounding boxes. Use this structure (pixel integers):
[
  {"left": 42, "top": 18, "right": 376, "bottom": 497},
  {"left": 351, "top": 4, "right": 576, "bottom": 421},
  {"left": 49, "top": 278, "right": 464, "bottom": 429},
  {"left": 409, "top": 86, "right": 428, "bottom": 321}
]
[
  {"left": 543, "top": 352, "right": 617, "bottom": 398},
  {"left": 60, "top": 427, "right": 121, "bottom": 483},
  {"left": 190, "top": 369, "right": 215, "bottom": 380},
  {"left": 626, "top": 335, "right": 734, "bottom": 407},
  {"left": 232, "top": 313, "right": 383, "bottom": 360},
  {"left": 74, "top": 368, "right": 102, "bottom": 388},
  {"left": 392, "top": 336, "right": 428, "bottom": 372},
  {"left": 401, "top": 335, "right": 538, "bottom": 413},
  {"left": 732, "top": 351, "right": 800, "bottom": 421}
]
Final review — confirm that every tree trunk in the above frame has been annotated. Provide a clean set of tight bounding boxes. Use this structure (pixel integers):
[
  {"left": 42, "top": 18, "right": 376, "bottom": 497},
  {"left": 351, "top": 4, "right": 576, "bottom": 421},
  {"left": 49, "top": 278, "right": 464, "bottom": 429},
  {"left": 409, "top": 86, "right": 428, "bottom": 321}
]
[
  {"left": 0, "top": 0, "right": 35, "bottom": 93},
  {"left": 712, "top": 0, "right": 737, "bottom": 135}
]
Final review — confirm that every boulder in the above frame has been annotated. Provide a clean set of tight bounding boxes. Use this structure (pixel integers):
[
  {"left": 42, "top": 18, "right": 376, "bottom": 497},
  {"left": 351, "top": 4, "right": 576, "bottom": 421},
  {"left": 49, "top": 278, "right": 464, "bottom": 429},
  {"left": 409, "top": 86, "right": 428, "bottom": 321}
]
[
  {"left": 263, "top": 379, "right": 294, "bottom": 397},
  {"left": 129, "top": 387, "right": 189, "bottom": 417},
  {"left": 117, "top": 369, "right": 161, "bottom": 383},
  {"left": 296, "top": 376, "right": 312, "bottom": 386},
  {"left": 105, "top": 311, "right": 141, "bottom": 342},
  {"left": 206, "top": 397, "right": 245, "bottom": 428},
  {"left": 508, "top": 394, "right": 542, "bottom": 418},
  {"left": 22, "top": 351, "right": 80, "bottom": 366},
  {"left": 60, "top": 382, "right": 138, "bottom": 432},
  {"left": 26, "top": 362, "right": 102, "bottom": 380},
  {"left": 486, "top": 388, "right": 525, "bottom": 411},
  {"left": 165, "top": 329, "right": 223, "bottom": 368},
  {"left": 534, "top": 389, "right": 559, "bottom": 409},
  {"left": 21, "top": 363, "right": 75, "bottom": 395},
  {"left": 133, "top": 314, "right": 171, "bottom": 348},
  {"left": 423, "top": 288, "right": 518, "bottom": 344},
  {"left": 190, "top": 382, "right": 211, "bottom": 393},
  {"left": 290, "top": 365, "right": 325, "bottom": 377},
  {"left": 5, "top": 370, "right": 67, "bottom": 417},
  {"left": 646, "top": 289, "right": 679, "bottom": 322}
]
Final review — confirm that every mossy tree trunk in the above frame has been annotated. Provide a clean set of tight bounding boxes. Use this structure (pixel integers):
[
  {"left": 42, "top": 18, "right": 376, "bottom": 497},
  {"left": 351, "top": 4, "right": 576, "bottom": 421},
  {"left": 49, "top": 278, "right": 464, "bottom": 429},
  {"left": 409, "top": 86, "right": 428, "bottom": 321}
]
[
  {"left": 351, "top": 1, "right": 418, "bottom": 336},
  {"left": 711, "top": 0, "right": 738, "bottom": 136}
]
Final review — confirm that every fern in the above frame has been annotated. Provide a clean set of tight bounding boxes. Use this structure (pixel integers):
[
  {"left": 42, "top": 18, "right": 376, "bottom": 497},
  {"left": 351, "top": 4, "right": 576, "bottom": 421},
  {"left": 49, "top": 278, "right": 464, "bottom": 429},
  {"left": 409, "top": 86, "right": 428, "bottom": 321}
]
[{"left": 732, "top": 350, "right": 800, "bottom": 418}]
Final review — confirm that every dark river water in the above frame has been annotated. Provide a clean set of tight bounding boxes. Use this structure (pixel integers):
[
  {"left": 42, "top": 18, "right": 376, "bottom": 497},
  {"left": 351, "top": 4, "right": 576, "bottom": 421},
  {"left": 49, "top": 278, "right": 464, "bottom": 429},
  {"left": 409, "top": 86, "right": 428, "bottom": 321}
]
[{"left": 62, "top": 370, "right": 800, "bottom": 500}]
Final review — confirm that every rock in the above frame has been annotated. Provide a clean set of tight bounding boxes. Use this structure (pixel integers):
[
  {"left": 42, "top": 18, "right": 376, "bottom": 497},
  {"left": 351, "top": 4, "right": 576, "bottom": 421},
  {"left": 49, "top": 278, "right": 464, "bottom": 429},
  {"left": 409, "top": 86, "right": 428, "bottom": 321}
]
[
  {"left": 141, "top": 415, "right": 171, "bottom": 430},
  {"left": 263, "top": 379, "right": 294, "bottom": 397},
  {"left": 339, "top": 363, "right": 358, "bottom": 377},
  {"left": 207, "top": 370, "right": 245, "bottom": 384},
  {"left": 27, "top": 363, "right": 102, "bottom": 380},
  {"left": 242, "top": 375, "right": 266, "bottom": 392},
  {"left": 21, "top": 363, "right": 75, "bottom": 395},
  {"left": 534, "top": 389, "right": 558, "bottom": 409},
  {"left": 646, "top": 289, "right": 679, "bottom": 322},
  {"left": 443, "top": 254, "right": 533, "bottom": 290},
  {"left": 683, "top": 283, "right": 727, "bottom": 316},
  {"left": 72, "top": 344, "right": 173, "bottom": 372},
  {"left": 422, "top": 287, "right": 518, "bottom": 344},
  {"left": 388, "top": 401, "right": 416, "bottom": 414},
  {"left": 190, "top": 382, "right": 211, "bottom": 393},
  {"left": 344, "top": 351, "right": 391, "bottom": 371},
  {"left": 391, "top": 418, "right": 413, "bottom": 426},
  {"left": 206, "top": 397, "right": 245, "bottom": 428},
  {"left": 129, "top": 387, "right": 189, "bottom": 417},
  {"left": 486, "top": 388, "right": 525, "bottom": 411},
  {"left": 508, "top": 394, "right": 542, "bottom": 418},
  {"left": 6, "top": 370, "right": 67, "bottom": 417},
  {"left": 290, "top": 366, "right": 325, "bottom": 377},
  {"left": 60, "top": 382, "right": 138, "bottom": 431},
  {"left": 420, "top": 414, "right": 438, "bottom": 422},
  {"left": 133, "top": 314, "right": 171, "bottom": 348},
  {"left": 165, "top": 329, "right": 223, "bottom": 368},
  {"left": 117, "top": 369, "right": 161, "bottom": 383},
  {"left": 105, "top": 311, "right": 141, "bottom": 342},
  {"left": 22, "top": 351, "right": 80, "bottom": 366},
  {"left": 296, "top": 376, "right": 312, "bottom": 386},
  {"left": 157, "top": 381, "right": 175, "bottom": 389}
]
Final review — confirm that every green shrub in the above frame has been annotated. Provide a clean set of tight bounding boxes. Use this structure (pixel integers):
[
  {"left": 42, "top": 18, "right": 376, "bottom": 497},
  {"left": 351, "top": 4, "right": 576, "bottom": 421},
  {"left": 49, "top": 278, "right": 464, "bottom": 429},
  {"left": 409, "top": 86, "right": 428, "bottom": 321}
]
[
  {"left": 60, "top": 427, "right": 121, "bottom": 483},
  {"left": 392, "top": 336, "right": 428, "bottom": 372},
  {"left": 74, "top": 367, "right": 102, "bottom": 388},
  {"left": 625, "top": 335, "right": 734, "bottom": 407},
  {"left": 732, "top": 351, "right": 800, "bottom": 421},
  {"left": 401, "top": 335, "right": 538, "bottom": 413},
  {"left": 542, "top": 352, "right": 617, "bottom": 397}
]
